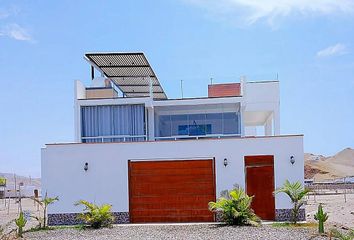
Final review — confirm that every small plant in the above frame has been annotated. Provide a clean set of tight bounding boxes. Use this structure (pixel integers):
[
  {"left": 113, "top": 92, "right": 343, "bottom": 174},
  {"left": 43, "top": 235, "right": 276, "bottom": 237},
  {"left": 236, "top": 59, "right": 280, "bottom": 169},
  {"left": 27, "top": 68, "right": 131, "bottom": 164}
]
[
  {"left": 32, "top": 192, "right": 59, "bottom": 229},
  {"left": 0, "top": 177, "right": 6, "bottom": 186},
  {"left": 330, "top": 228, "right": 354, "bottom": 240},
  {"left": 314, "top": 203, "right": 328, "bottom": 234},
  {"left": 75, "top": 200, "right": 115, "bottom": 229},
  {"left": 15, "top": 212, "right": 27, "bottom": 238},
  {"left": 208, "top": 187, "right": 260, "bottom": 226},
  {"left": 274, "top": 180, "right": 309, "bottom": 224}
]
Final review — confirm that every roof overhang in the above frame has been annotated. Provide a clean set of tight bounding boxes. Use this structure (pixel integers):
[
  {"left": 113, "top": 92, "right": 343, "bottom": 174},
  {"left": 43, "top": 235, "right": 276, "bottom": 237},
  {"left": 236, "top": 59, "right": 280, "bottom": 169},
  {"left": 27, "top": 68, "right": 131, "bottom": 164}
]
[{"left": 85, "top": 52, "right": 167, "bottom": 99}]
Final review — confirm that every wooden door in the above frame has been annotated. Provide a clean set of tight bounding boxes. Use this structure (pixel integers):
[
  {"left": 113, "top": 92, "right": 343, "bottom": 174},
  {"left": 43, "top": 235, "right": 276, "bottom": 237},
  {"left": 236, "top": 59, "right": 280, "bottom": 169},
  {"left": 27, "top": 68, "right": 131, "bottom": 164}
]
[
  {"left": 245, "top": 155, "right": 275, "bottom": 220},
  {"left": 128, "top": 159, "right": 216, "bottom": 223}
]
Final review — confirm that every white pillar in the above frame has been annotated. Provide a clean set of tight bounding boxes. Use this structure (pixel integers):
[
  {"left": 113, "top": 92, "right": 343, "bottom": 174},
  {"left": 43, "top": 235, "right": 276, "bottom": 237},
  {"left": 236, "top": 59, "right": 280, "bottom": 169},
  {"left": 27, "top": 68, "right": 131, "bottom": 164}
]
[
  {"left": 273, "top": 105, "right": 280, "bottom": 135},
  {"left": 265, "top": 113, "right": 273, "bottom": 136},
  {"left": 147, "top": 107, "right": 155, "bottom": 141},
  {"left": 240, "top": 103, "right": 246, "bottom": 137},
  {"left": 74, "top": 80, "right": 85, "bottom": 143}
]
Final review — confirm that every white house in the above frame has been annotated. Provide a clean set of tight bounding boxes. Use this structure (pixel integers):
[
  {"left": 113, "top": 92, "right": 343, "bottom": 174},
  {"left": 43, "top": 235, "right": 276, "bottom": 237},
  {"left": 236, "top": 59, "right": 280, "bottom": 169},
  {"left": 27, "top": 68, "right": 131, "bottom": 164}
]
[{"left": 42, "top": 52, "right": 304, "bottom": 225}]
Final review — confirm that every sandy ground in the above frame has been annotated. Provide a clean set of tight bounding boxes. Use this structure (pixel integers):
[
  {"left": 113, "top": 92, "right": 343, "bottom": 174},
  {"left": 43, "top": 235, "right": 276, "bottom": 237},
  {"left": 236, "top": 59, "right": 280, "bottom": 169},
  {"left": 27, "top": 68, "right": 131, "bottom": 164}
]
[
  {"left": 0, "top": 198, "right": 42, "bottom": 232},
  {"left": 306, "top": 193, "right": 354, "bottom": 229}
]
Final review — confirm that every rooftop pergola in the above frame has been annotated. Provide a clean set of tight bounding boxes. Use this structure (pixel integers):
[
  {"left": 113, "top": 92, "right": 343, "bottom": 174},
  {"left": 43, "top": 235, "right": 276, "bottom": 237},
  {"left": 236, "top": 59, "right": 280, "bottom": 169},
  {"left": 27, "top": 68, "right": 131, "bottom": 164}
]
[{"left": 85, "top": 52, "right": 167, "bottom": 99}]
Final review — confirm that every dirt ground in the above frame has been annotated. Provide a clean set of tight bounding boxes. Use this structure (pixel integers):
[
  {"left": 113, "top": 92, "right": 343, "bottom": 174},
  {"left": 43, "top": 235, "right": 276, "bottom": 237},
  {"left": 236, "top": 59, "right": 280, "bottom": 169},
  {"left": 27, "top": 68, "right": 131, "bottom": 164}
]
[
  {"left": 1, "top": 194, "right": 353, "bottom": 231},
  {"left": 306, "top": 193, "right": 354, "bottom": 229},
  {"left": 0, "top": 198, "right": 42, "bottom": 231}
]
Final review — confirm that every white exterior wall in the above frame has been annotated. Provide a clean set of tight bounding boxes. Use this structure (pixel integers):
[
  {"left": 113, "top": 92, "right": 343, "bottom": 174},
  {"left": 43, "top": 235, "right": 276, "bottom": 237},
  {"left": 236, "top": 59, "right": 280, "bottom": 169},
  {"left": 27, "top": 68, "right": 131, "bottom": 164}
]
[{"left": 42, "top": 135, "right": 303, "bottom": 214}]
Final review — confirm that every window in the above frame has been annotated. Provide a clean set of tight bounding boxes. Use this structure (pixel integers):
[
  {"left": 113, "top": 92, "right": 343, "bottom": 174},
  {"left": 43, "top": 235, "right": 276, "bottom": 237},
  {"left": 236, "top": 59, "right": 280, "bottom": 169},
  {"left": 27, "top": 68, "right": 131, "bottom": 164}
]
[
  {"left": 156, "top": 112, "right": 240, "bottom": 138},
  {"left": 81, "top": 104, "right": 145, "bottom": 142}
]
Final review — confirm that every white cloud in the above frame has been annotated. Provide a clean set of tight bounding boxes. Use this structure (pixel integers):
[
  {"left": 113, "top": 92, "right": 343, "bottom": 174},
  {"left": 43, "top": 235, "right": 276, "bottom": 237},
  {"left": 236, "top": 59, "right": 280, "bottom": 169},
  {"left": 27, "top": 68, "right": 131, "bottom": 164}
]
[
  {"left": 183, "top": 0, "right": 354, "bottom": 25},
  {"left": 317, "top": 43, "right": 348, "bottom": 57},
  {"left": 0, "top": 23, "right": 33, "bottom": 41}
]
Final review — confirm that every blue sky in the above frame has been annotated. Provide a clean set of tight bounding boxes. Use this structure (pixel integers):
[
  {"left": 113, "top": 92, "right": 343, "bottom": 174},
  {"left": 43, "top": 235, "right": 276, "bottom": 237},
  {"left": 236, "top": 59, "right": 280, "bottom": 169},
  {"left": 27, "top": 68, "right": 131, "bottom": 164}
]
[{"left": 0, "top": 0, "right": 353, "bottom": 177}]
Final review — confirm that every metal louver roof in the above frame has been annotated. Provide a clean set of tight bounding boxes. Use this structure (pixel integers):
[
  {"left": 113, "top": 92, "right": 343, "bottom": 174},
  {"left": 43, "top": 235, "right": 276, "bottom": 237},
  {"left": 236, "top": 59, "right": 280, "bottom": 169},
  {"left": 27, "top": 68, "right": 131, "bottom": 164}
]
[{"left": 85, "top": 52, "right": 167, "bottom": 99}]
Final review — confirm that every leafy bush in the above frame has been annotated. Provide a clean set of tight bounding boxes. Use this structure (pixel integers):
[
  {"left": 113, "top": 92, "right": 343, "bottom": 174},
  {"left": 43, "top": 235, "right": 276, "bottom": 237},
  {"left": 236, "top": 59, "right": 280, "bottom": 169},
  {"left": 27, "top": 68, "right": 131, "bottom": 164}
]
[
  {"left": 330, "top": 228, "right": 354, "bottom": 240},
  {"left": 32, "top": 193, "right": 59, "bottom": 229},
  {"left": 314, "top": 203, "right": 328, "bottom": 234},
  {"left": 208, "top": 187, "right": 260, "bottom": 226},
  {"left": 75, "top": 200, "right": 115, "bottom": 229},
  {"left": 274, "top": 180, "right": 309, "bottom": 224},
  {"left": 0, "top": 177, "right": 6, "bottom": 186},
  {"left": 15, "top": 212, "right": 27, "bottom": 238}
]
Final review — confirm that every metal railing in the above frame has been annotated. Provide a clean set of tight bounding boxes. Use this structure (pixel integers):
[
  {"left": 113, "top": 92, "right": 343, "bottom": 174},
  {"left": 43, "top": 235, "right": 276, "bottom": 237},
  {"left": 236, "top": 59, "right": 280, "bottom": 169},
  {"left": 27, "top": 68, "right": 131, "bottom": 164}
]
[
  {"left": 81, "top": 135, "right": 147, "bottom": 143},
  {"left": 154, "top": 133, "right": 241, "bottom": 141}
]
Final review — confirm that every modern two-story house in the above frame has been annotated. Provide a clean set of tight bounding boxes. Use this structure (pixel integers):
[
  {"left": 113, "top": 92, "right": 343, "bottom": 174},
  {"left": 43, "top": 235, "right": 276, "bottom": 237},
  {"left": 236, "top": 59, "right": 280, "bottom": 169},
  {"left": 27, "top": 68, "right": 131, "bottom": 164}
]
[{"left": 42, "top": 52, "right": 304, "bottom": 225}]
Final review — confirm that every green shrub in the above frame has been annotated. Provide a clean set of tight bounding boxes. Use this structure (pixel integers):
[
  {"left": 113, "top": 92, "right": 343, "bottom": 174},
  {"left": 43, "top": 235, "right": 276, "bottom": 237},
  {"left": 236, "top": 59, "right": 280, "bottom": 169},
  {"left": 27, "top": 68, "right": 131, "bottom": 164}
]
[
  {"left": 15, "top": 212, "right": 27, "bottom": 238},
  {"left": 75, "top": 200, "right": 115, "bottom": 229},
  {"left": 32, "top": 192, "right": 59, "bottom": 229},
  {"left": 274, "top": 180, "right": 309, "bottom": 224},
  {"left": 0, "top": 177, "right": 6, "bottom": 186},
  {"left": 208, "top": 187, "right": 260, "bottom": 226},
  {"left": 330, "top": 228, "right": 354, "bottom": 240},
  {"left": 314, "top": 203, "right": 328, "bottom": 234}
]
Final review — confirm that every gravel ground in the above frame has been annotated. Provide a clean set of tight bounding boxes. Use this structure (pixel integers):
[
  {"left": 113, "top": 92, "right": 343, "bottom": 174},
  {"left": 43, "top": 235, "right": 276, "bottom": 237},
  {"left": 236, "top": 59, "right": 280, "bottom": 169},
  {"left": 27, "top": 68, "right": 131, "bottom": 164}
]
[{"left": 24, "top": 224, "right": 325, "bottom": 240}]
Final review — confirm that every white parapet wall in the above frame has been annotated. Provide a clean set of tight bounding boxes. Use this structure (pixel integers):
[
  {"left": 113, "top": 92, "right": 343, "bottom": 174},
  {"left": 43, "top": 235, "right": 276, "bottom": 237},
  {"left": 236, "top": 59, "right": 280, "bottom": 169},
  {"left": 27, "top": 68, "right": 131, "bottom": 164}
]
[{"left": 42, "top": 135, "right": 304, "bottom": 216}]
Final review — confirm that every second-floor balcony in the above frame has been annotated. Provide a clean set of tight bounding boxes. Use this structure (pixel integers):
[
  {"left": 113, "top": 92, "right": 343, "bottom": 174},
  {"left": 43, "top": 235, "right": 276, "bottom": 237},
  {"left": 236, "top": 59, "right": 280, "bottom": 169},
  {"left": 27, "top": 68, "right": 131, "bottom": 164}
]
[{"left": 79, "top": 103, "right": 242, "bottom": 143}]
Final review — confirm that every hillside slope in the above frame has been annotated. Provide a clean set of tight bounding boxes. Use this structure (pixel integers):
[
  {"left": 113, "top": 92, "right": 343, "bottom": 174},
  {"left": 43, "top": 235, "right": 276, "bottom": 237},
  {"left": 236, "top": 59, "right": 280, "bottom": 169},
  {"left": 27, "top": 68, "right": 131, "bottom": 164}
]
[{"left": 305, "top": 148, "right": 354, "bottom": 180}]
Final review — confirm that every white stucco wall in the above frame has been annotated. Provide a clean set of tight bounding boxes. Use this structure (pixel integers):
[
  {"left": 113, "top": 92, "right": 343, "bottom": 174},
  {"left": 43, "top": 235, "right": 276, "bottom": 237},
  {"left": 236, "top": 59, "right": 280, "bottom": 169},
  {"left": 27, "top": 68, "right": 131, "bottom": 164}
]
[{"left": 42, "top": 135, "right": 304, "bottom": 214}]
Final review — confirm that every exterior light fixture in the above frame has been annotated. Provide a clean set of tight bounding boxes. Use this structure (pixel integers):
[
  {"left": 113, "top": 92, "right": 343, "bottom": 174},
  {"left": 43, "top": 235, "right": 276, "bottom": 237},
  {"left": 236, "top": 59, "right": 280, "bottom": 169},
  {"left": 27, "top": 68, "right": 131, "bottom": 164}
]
[
  {"left": 224, "top": 158, "right": 228, "bottom": 167},
  {"left": 84, "top": 162, "right": 89, "bottom": 172},
  {"left": 290, "top": 156, "right": 295, "bottom": 165}
]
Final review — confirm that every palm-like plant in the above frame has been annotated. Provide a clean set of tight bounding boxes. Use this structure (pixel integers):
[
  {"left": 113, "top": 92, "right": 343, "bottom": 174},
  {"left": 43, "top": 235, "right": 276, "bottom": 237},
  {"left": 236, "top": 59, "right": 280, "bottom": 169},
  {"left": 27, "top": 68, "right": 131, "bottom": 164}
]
[
  {"left": 75, "top": 200, "right": 115, "bottom": 229},
  {"left": 330, "top": 229, "right": 354, "bottom": 240},
  {"left": 32, "top": 192, "right": 59, "bottom": 229},
  {"left": 274, "top": 180, "right": 309, "bottom": 224},
  {"left": 15, "top": 212, "right": 27, "bottom": 238},
  {"left": 209, "top": 188, "right": 260, "bottom": 226}
]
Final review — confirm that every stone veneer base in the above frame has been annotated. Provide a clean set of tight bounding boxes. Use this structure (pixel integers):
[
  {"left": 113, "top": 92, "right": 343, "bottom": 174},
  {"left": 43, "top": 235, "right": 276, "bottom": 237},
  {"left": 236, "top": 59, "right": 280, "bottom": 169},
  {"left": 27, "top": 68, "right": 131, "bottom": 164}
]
[
  {"left": 48, "top": 209, "right": 304, "bottom": 225},
  {"left": 275, "top": 208, "right": 306, "bottom": 221},
  {"left": 48, "top": 212, "right": 129, "bottom": 226}
]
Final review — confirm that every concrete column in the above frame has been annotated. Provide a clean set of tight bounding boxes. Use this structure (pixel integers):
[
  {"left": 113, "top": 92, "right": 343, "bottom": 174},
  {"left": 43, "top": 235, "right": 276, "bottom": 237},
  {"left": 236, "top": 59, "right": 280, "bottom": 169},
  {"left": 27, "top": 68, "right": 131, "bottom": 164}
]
[
  {"left": 240, "top": 103, "right": 246, "bottom": 137},
  {"left": 265, "top": 113, "right": 273, "bottom": 136},
  {"left": 273, "top": 105, "right": 280, "bottom": 135},
  {"left": 147, "top": 107, "right": 155, "bottom": 141}
]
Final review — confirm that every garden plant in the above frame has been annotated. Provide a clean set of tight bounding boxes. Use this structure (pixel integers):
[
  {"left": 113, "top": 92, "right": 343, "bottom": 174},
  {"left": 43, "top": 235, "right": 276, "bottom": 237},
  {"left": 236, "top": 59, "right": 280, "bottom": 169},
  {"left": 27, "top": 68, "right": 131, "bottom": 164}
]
[
  {"left": 314, "top": 203, "right": 328, "bottom": 234},
  {"left": 274, "top": 180, "right": 309, "bottom": 224},
  {"left": 208, "top": 187, "right": 260, "bottom": 226},
  {"left": 75, "top": 200, "right": 115, "bottom": 229},
  {"left": 32, "top": 192, "right": 59, "bottom": 229},
  {"left": 330, "top": 228, "right": 354, "bottom": 240},
  {"left": 15, "top": 212, "right": 27, "bottom": 238}
]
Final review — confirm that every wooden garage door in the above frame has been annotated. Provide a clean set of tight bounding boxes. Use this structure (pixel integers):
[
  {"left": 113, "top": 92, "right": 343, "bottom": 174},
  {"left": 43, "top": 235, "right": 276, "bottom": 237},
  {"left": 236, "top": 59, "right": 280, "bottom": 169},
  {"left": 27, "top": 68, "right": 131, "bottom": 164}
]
[
  {"left": 245, "top": 155, "right": 275, "bottom": 220},
  {"left": 128, "top": 159, "right": 216, "bottom": 223}
]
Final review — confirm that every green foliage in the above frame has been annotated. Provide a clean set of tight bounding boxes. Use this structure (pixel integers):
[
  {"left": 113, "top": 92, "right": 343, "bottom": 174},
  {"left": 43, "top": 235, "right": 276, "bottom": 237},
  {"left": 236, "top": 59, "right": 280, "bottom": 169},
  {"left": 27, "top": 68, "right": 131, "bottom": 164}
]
[
  {"left": 274, "top": 180, "right": 309, "bottom": 224},
  {"left": 330, "top": 228, "right": 354, "bottom": 240},
  {"left": 208, "top": 187, "right": 260, "bottom": 226},
  {"left": 0, "top": 177, "right": 6, "bottom": 186},
  {"left": 75, "top": 200, "right": 115, "bottom": 229},
  {"left": 314, "top": 204, "right": 328, "bottom": 234},
  {"left": 15, "top": 212, "right": 27, "bottom": 238},
  {"left": 32, "top": 193, "right": 59, "bottom": 229}
]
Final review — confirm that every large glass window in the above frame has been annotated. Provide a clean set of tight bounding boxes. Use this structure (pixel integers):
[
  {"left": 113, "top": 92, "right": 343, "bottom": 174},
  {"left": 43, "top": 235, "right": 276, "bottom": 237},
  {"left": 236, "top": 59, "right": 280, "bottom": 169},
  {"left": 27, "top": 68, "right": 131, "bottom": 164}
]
[
  {"left": 81, "top": 104, "right": 145, "bottom": 142},
  {"left": 156, "top": 112, "right": 240, "bottom": 138}
]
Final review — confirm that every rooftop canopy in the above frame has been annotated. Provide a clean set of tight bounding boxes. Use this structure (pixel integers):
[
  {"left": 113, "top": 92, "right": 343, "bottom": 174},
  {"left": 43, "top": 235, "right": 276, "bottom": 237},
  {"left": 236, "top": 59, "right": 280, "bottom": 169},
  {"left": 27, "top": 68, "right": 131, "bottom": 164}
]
[{"left": 85, "top": 52, "right": 167, "bottom": 99}]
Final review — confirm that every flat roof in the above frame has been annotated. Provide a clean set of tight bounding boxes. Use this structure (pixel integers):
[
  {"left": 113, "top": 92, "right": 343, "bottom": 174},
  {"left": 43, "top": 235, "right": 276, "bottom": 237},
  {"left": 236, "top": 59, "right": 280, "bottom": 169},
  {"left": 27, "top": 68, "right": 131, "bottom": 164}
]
[{"left": 85, "top": 52, "right": 167, "bottom": 100}]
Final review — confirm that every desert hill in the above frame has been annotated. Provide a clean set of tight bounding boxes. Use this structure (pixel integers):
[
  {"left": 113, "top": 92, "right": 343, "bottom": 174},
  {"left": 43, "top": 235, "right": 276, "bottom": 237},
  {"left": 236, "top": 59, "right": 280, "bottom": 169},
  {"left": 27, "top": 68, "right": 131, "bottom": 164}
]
[{"left": 305, "top": 148, "right": 354, "bottom": 180}]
